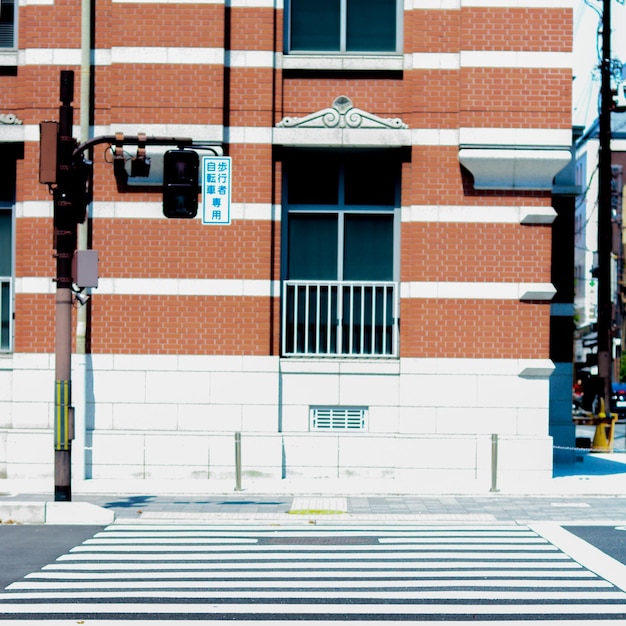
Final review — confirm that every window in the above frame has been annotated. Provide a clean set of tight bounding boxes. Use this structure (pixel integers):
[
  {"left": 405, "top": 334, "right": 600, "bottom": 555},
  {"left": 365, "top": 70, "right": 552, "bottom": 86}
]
[
  {"left": 282, "top": 150, "right": 400, "bottom": 357},
  {"left": 287, "top": 0, "right": 400, "bottom": 54},
  {"left": 0, "top": 152, "right": 15, "bottom": 352},
  {"left": 0, "top": 0, "right": 16, "bottom": 48}
]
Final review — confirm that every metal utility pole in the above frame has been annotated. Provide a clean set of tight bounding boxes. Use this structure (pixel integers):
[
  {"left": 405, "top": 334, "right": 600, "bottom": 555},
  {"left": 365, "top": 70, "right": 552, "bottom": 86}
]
[
  {"left": 597, "top": 0, "right": 613, "bottom": 418},
  {"left": 53, "top": 70, "right": 77, "bottom": 501}
]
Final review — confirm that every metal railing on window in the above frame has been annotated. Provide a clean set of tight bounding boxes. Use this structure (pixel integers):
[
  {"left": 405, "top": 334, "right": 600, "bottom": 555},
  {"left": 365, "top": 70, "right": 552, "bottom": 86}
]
[
  {"left": 282, "top": 280, "right": 399, "bottom": 357},
  {"left": 0, "top": 278, "right": 11, "bottom": 352}
]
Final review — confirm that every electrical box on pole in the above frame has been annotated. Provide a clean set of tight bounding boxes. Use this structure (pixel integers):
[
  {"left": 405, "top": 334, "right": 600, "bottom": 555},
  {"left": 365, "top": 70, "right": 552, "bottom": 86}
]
[
  {"left": 39, "top": 121, "right": 58, "bottom": 185},
  {"left": 72, "top": 250, "right": 99, "bottom": 289}
]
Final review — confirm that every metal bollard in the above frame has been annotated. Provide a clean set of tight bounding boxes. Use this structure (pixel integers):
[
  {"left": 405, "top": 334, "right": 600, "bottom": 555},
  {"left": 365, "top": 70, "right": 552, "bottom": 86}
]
[
  {"left": 234, "top": 432, "right": 242, "bottom": 492},
  {"left": 490, "top": 433, "right": 499, "bottom": 493}
]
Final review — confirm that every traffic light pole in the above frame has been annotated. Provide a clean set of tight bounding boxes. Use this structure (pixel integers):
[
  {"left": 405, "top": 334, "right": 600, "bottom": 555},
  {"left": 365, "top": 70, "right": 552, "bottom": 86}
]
[
  {"left": 53, "top": 70, "right": 77, "bottom": 501},
  {"left": 42, "top": 69, "right": 218, "bottom": 499},
  {"left": 597, "top": 0, "right": 613, "bottom": 419}
]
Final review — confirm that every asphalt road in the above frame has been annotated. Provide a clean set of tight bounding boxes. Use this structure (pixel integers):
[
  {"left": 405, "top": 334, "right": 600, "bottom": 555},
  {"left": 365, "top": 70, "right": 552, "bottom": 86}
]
[
  {"left": 0, "top": 525, "right": 103, "bottom": 589},
  {"left": 566, "top": 524, "right": 626, "bottom": 565}
]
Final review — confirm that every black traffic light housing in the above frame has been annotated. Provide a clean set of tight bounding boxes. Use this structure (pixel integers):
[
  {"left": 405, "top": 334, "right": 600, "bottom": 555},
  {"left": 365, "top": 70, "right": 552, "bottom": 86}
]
[
  {"left": 53, "top": 157, "right": 92, "bottom": 228},
  {"left": 163, "top": 149, "right": 200, "bottom": 218}
]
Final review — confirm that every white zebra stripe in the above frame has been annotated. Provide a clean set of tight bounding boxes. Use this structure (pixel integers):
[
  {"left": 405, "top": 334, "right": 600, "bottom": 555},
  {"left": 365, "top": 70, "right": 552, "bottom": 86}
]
[
  {"left": 31, "top": 568, "right": 596, "bottom": 579},
  {"left": 68, "top": 543, "right": 560, "bottom": 552},
  {"left": 57, "top": 550, "right": 574, "bottom": 561},
  {"left": 83, "top": 537, "right": 259, "bottom": 544},
  {"left": 42, "top": 559, "right": 587, "bottom": 571},
  {"left": 0, "top": 601, "right": 625, "bottom": 616},
  {"left": 2, "top": 617, "right": 624, "bottom": 626},
  {"left": 98, "top": 529, "right": 540, "bottom": 538},
  {"left": 10, "top": 579, "right": 613, "bottom": 590},
  {"left": 2, "top": 590, "right": 623, "bottom": 601},
  {"left": 106, "top": 523, "right": 530, "bottom": 532}
]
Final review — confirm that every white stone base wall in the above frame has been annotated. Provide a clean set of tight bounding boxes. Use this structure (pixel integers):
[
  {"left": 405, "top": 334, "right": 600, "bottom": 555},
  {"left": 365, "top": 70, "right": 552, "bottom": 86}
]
[{"left": 0, "top": 354, "right": 554, "bottom": 488}]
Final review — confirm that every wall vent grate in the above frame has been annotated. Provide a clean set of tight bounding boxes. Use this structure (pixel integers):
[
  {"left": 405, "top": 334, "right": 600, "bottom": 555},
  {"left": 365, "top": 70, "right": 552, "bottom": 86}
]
[{"left": 310, "top": 407, "right": 367, "bottom": 431}]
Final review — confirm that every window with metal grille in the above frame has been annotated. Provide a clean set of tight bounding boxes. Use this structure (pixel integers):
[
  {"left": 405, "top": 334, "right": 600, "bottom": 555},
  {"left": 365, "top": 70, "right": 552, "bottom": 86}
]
[
  {"left": 281, "top": 149, "right": 400, "bottom": 358},
  {"left": 310, "top": 407, "right": 367, "bottom": 431}
]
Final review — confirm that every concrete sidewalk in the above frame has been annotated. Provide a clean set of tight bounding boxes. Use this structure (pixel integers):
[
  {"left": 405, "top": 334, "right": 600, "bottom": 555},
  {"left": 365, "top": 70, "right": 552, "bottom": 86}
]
[{"left": 1, "top": 452, "right": 625, "bottom": 525}]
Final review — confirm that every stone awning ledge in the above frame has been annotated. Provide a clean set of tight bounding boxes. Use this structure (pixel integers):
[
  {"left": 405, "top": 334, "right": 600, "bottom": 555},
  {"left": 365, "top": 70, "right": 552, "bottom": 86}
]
[
  {"left": 520, "top": 207, "right": 557, "bottom": 224},
  {"left": 458, "top": 128, "right": 572, "bottom": 190},
  {"left": 459, "top": 146, "right": 572, "bottom": 190},
  {"left": 518, "top": 360, "right": 556, "bottom": 379},
  {"left": 519, "top": 283, "right": 557, "bottom": 301}
]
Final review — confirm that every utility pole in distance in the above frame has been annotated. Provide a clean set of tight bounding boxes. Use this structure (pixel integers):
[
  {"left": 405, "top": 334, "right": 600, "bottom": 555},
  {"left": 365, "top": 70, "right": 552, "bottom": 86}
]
[{"left": 597, "top": 0, "right": 613, "bottom": 420}]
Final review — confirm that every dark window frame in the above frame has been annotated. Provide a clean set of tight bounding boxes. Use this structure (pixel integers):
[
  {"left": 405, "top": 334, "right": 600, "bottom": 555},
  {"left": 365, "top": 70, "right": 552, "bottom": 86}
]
[
  {"left": 0, "top": 0, "right": 17, "bottom": 49},
  {"left": 285, "top": 0, "right": 402, "bottom": 55},
  {"left": 282, "top": 149, "right": 401, "bottom": 283},
  {"left": 280, "top": 149, "right": 401, "bottom": 358}
]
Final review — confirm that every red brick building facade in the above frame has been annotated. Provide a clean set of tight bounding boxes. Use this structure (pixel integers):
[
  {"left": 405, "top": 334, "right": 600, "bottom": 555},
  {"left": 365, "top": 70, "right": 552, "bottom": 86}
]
[{"left": 0, "top": 0, "right": 573, "bottom": 487}]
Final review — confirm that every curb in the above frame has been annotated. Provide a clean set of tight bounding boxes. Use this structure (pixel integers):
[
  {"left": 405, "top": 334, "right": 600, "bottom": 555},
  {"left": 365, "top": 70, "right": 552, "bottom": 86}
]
[{"left": 0, "top": 501, "right": 115, "bottom": 525}]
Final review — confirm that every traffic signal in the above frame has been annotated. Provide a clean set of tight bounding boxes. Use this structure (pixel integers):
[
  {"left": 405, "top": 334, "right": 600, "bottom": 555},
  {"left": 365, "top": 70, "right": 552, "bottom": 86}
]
[
  {"left": 162, "top": 149, "right": 199, "bottom": 218},
  {"left": 54, "top": 157, "right": 92, "bottom": 228}
]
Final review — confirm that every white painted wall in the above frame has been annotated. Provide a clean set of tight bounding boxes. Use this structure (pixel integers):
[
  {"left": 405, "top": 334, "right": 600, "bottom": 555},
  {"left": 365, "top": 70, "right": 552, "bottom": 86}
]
[{"left": 0, "top": 353, "right": 554, "bottom": 488}]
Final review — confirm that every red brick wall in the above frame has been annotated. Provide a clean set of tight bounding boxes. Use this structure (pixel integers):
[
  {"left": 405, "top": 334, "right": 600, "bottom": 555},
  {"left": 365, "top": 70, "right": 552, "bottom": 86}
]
[
  {"left": 14, "top": 294, "right": 282, "bottom": 355},
  {"left": 407, "top": 8, "right": 571, "bottom": 53},
  {"left": 461, "top": 8, "right": 572, "bottom": 51},
  {"left": 460, "top": 68, "right": 571, "bottom": 128},
  {"left": 9, "top": 1, "right": 572, "bottom": 360},
  {"left": 401, "top": 223, "right": 552, "bottom": 284},
  {"left": 89, "top": 295, "right": 277, "bottom": 355},
  {"left": 92, "top": 219, "right": 279, "bottom": 280},
  {"left": 14, "top": 294, "right": 58, "bottom": 353},
  {"left": 400, "top": 299, "right": 550, "bottom": 359}
]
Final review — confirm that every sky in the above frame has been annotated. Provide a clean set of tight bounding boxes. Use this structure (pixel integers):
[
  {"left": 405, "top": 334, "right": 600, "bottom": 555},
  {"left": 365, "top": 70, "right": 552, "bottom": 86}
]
[{"left": 573, "top": 0, "right": 626, "bottom": 129}]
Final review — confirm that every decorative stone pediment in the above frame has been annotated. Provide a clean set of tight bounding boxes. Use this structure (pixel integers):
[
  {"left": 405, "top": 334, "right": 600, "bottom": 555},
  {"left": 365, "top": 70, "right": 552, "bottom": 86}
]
[
  {"left": 0, "top": 113, "right": 23, "bottom": 125},
  {"left": 277, "top": 96, "right": 407, "bottom": 130}
]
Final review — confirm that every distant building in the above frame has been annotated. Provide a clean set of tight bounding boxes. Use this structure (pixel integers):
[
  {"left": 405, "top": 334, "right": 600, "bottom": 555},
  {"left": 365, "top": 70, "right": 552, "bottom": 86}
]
[{"left": 0, "top": 0, "right": 574, "bottom": 488}]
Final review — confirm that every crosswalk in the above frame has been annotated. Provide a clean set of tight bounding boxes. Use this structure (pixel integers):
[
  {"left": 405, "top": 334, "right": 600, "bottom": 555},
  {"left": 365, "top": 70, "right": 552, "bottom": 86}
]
[{"left": 1, "top": 522, "right": 625, "bottom": 624}]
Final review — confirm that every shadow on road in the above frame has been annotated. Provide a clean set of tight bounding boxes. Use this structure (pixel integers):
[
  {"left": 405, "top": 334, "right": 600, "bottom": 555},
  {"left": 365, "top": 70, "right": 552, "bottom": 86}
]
[
  {"left": 554, "top": 453, "right": 626, "bottom": 477},
  {"left": 101, "top": 495, "right": 157, "bottom": 509}
]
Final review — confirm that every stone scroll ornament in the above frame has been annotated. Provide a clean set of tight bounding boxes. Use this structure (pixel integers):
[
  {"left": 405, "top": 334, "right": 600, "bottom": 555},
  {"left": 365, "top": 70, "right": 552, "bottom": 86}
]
[
  {"left": 0, "top": 113, "right": 23, "bottom": 125},
  {"left": 277, "top": 96, "right": 407, "bottom": 130}
]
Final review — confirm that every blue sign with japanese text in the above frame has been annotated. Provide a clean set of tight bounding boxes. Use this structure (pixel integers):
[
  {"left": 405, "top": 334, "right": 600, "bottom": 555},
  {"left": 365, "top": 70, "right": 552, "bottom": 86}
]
[{"left": 202, "top": 156, "right": 232, "bottom": 225}]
